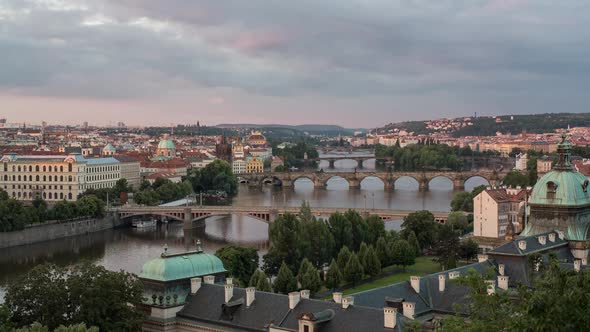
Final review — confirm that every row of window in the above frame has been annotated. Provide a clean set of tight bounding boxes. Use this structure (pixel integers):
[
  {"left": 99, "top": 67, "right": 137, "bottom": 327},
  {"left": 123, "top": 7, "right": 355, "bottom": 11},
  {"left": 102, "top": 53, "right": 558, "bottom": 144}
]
[
  {"left": 3, "top": 174, "right": 75, "bottom": 182},
  {"left": 2, "top": 163, "right": 73, "bottom": 173},
  {"left": 7, "top": 184, "right": 72, "bottom": 190},
  {"left": 11, "top": 191, "right": 73, "bottom": 200},
  {"left": 87, "top": 165, "right": 120, "bottom": 173},
  {"left": 86, "top": 173, "right": 118, "bottom": 182}
]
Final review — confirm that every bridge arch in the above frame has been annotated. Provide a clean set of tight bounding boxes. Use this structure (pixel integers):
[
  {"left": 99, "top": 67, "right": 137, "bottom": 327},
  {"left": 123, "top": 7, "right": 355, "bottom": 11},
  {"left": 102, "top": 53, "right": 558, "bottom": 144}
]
[
  {"left": 261, "top": 176, "right": 283, "bottom": 186},
  {"left": 120, "top": 212, "right": 184, "bottom": 223},
  {"left": 394, "top": 176, "right": 421, "bottom": 191},
  {"left": 359, "top": 175, "right": 386, "bottom": 190},
  {"left": 464, "top": 175, "right": 490, "bottom": 191},
  {"left": 428, "top": 175, "right": 454, "bottom": 191},
  {"left": 323, "top": 175, "right": 350, "bottom": 190}
]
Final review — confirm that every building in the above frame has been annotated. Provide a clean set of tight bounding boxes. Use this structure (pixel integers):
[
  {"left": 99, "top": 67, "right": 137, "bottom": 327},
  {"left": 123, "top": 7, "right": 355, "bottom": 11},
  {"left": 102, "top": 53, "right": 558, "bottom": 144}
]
[
  {"left": 232, "top": 141, "right": 245, "bottom": 159},
  {"left": 473, "top": 188, "right": 528, "bottom": 240},
  {"left": 114, "top": 155, "right": 141, "bottom": 189},
  {"left": 246, "top": 131, "right": 267, "bottom": 146},
  {"left": 141, "top": 159, "right": 188, "bottom": 180},
  {"left": 232, "top": 158, "right": 246, "bottom": 175},
  {"left": 102, "top": 143, "right": 117, "bottom": 156},
  {"left": 515, "top": 152, "right": 528, "bottom": 171},
  {"left": 0, "top": 153, "right": 121, "bottom": 201},
  {"left": 246, "top": 156, "right": 264, "bottom": 173},
  {"left": 155, "top": 138, "right": 176, "bottom": 159},
  {"left": 537, "top": 156, "right": 553, "bottom": 177},
  {"left": 271, "top": 156, "right": 284, "bottom": 171}
]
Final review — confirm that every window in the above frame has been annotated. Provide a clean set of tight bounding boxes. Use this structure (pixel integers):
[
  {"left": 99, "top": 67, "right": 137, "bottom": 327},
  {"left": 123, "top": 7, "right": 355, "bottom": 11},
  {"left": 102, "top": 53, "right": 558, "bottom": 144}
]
[
  {"left": 29, "top": 166, "right": 32, "bottom": 172},
  {"left": 43, "top": 166, "right": 46, "bottom": 172},
  {"left": 3, "top": 163, "right": 6, "bottom": 172},
  {"left": 36, "top": 175, "right": 39, "bottom": 181},
  {"left": 60, "top": 165, "right": 64, "bottom": 172},
  {"left": 547, "top": 181, "right": 557, "bottom": 200},
  {"left": 68, "top": 193, "right": 72, "bottom": 200},
  {"left": 36, "top": 165, "right": 39, "bottom": 172},
  {"left": 68, "top": 163, "right": 72, "bottom": 172},
  {"left": 17, "top": 166, "right": 21, "bottom": 172}
]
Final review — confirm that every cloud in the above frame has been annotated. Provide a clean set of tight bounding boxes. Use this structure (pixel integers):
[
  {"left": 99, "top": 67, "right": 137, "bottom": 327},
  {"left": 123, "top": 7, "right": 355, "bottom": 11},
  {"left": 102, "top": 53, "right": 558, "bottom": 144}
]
[{"left": 0, "top": 0, "right": 589, "bottom": 126}]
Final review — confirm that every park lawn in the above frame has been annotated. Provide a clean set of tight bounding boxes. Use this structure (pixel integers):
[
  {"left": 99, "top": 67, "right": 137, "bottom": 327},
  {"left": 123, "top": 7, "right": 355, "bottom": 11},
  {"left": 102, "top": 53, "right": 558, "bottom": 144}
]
[
  {"left": 382, "top": 256, "right": 441, "bottom": 274},
  {"left": 341, "top": 272, "right": 425, "bottom": 295}
]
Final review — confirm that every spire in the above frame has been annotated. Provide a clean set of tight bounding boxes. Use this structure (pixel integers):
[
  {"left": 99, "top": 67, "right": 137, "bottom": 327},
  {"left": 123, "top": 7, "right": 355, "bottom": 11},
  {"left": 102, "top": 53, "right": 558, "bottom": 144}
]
[
  {"left": 553, "top": 133, "right": 573, "bottom": 171},
  {"left": 196, "top": 239, "right": 203, "bottom": 253},
  {"left": 161, "top": 243, "right": 169, "bottom": 257}
]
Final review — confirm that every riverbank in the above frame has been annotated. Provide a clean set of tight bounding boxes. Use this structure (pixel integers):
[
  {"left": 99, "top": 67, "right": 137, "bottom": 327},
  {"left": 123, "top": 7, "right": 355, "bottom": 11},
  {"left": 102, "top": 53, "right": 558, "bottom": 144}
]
[{"left": 0, "top": 214, "right": 122, "bottom": 249}]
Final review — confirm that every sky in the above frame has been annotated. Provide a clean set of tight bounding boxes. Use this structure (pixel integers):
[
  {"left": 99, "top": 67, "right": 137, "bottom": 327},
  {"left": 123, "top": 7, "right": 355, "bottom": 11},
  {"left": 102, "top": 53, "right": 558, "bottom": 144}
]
[{"left": 1, "top": 0, "right": 589, "bottom": 128}]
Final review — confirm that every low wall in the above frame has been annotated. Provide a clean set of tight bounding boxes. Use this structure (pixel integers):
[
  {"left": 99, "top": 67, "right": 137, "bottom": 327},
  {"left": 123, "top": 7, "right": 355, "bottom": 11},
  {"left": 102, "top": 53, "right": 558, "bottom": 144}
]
[{"left": 0, "top": 215, "right": 117, "bottom": 249}]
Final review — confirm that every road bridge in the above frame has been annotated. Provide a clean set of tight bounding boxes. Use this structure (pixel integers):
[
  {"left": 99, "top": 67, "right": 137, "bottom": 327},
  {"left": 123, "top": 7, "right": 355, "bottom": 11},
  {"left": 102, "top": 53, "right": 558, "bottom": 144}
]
[
  {"left": 238, "top": 169, "right": 505, "bottom": 191},
  {"left": 116, "top": 205, "right": 453, "bottom": 229}
]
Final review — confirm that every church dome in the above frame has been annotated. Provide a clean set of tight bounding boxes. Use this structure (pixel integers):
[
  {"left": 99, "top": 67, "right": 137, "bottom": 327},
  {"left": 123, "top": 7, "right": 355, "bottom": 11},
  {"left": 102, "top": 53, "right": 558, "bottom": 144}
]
[
  {"left": 157, "top": 139, "right": 176, "bottom": 150},
  {"left": 529, "top": 135, "right": 590, "bottom": 207},
  {"left": 139, "top": 248, "right": 226, "bottom": 282},
  {"left": 103, "top": 143, "right": 116, "bottom": 152}
]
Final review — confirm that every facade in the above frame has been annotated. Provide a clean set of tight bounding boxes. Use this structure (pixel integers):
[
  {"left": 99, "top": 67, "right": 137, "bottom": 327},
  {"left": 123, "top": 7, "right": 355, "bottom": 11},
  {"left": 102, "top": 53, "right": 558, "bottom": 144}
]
[
  {"left": 246, "top": 156, "right": 264, "bottom": 174},
  {"left": 537, "top": 157, "right": 553, "bottom": 177},
  {"left": 102, "top": 143, "right": 117, "bottom": 156},
  {"left": 232, "top": 158, "right": 246, "bottom": 175},
  {"left": 515, "top": 152, "right": 528, "bottom": 171},
  {"left": 0, "top": 153, "right": 121, "bottom": 201},
  {"left": 473, "top": 188, "right": 528, "bottom": 239},
  {"left": 246, "top": 131, "right": 267, "bottom": 146},
  {"left": 114, "top": 155, "right": 142, "bottom": 189}
]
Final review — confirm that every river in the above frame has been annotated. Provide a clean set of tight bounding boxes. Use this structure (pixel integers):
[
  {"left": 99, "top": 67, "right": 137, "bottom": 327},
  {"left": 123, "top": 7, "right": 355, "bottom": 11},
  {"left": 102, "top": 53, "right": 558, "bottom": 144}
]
[{"left": 0, "top": 156, "right": 488, "bottom": 300}]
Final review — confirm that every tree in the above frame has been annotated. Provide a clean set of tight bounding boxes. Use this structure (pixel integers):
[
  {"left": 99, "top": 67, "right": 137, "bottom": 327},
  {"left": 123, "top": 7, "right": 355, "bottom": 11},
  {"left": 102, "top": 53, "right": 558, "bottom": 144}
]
[
  {"left": 451, "top": 192, "right": 474, "bottom": 212},
  {"left": 459, "top": 239, "right": 479, "bottom": 261},
  {"left": 345, "top": 210, "right": 368, "bottom": 251},
  {"left": 365, "top": 215, "right": 386, "bottom": 246},
  {"left": 401, "top": 211, "right": 438, "bottom": 249},
  {"left": 433, "top": 225, "right": 460, "bottom": 270},
  {"left": 76, "top": 195, "right": 105, "bottom": 218},
  {"left": 376, "top": 237, "right": 392, "bottom": 266},
  {"left": 364, "top": 246, "right": 381, "bottom": 277},
  {"left": 0, "top": 304, "right": 13, "bottom": 332},
  {"left": 447, "top": 211, "right": 469, "bottom": 234},
  {"left": 407, "top": 231, "right": 421, "bottom": 257},
  {"left": 264, "top": 213, "right": 301, "bottom": 274},
  {"left": 13, "top": 323, "right": 98, "bottom": 332},
  {"left": 328, "top": 212, "right": 353, "bottom": 251},
  {"left": 297, "top": 259, "right": 322, "bottom": 294},
  {"left": 358, "top": 242, "right": 369, "bottom": 264},
  {"left": 336, "top": 246, "right": 352, "bottom": 273},
  {"left": 344, "top": 253, "right": 364, "bottom": 286},
  {"left": 300, "top": 217, "right": 335, "bottom": 268},
  {"left": 249, "top": 270, "right": 272, "bottom": 292},
  {"left": 502, "top": 170, "right": 529, "bottom": 188},
  {"left": 325, "top": 259, "right": 342, "bottom": 291},
  {"left": 216, "top": 246, "right": 259, "bottom": 287},
  {"left": 0, "top": 188, "right": 8, "bottom": 201},
  {"left": 5, "top": 263, "right": 143, "bottom": 331},
  {"left": 391, "top": 240, "right": 416, "bottom": 270},
  {"left": 188, "top": 159, "right": 238, "bottom": 195},
  {"left": 273, "top": 262, "right": 297, "bottom": 294}
]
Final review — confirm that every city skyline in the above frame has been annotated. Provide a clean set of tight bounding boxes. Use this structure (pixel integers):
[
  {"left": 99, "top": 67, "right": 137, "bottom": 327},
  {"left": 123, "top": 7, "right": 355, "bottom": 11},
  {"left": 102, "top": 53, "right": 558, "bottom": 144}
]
[{"left": 1, "top": 0, "right": 589, "bottom": 127}]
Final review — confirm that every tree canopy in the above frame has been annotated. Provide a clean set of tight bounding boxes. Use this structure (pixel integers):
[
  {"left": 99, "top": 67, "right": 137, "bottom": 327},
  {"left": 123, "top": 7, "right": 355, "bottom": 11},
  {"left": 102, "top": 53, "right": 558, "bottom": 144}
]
[{"left": 215, "top": 246, "right": 259, "bottom": 287}]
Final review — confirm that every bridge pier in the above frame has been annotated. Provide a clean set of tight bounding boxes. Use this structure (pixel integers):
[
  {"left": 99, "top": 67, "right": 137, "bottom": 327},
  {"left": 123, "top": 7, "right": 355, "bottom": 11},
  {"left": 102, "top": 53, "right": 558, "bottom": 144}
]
[
  {"left": 314, "top": 179, "right": 325, "bottom": 188},
  {"left": 183, "top": 208, "right": 193, "bottom": 230},
  {"left": 282, "top": 180, "right": 293, "bottom": 188},
  {"left": 419, "top": 179, "right": 429, "bottom": 192},
  {"left": 384, "top": 181, "right": 394, "bottom": 191},
  {"left": 357, "top": 159, "right": 364, "bottom": 169},
  {"left": 453, "top": 179, "right": 465, "bottom": 191},
  {"left": 349, "top": 179, "right": 361, "bottom": 189},
  {"left": 328, "top": 160, "right": 336, "bottom": 169}
]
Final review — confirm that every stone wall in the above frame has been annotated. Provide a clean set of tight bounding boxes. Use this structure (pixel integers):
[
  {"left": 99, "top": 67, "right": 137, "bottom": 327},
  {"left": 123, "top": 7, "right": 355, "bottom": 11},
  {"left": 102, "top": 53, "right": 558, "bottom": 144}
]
[{"left": 0, "top": 215, "right": 117, "bottom": 249}]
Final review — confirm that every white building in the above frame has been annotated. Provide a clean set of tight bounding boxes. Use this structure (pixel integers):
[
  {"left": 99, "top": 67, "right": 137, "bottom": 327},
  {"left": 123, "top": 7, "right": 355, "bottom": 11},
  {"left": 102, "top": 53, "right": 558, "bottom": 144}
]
[
  {"left": 473, "top": 188, "right": 528, "bottom": 240},
  {"left": 232, "top": 159, "right": 246, "bottom": 175},
  {"left": 515, "top": 152, "right": 528, "bottom": 171},
  {"left": 0, "top": 153, "right": 123, "bottom": 201}
]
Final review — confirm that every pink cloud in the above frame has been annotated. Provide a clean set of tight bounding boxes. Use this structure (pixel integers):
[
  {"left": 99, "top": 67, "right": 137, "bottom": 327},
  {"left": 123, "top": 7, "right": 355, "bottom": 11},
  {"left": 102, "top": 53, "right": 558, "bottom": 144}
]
[{"left": 231, "top": 31, "right": 286, "bottom": 53}]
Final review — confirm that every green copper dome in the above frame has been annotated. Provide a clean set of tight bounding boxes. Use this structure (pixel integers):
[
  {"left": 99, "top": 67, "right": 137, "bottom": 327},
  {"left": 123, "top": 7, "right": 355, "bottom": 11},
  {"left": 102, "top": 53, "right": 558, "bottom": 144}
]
[
  {"left": 529, "top": 135, "right": 590, "bottom": 207},
  {"left": 140, "top": 249, "right": 226, "bottom": 282},
  {"left": 157, "top": 139, "right": 176, "bottom": 150}
]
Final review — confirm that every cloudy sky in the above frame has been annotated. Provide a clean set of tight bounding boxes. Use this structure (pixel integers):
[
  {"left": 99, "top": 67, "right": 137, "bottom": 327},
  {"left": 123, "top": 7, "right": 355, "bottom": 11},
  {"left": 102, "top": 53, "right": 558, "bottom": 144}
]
[{"left": 1, "top": 0, "right": 589, "bottom": 127}]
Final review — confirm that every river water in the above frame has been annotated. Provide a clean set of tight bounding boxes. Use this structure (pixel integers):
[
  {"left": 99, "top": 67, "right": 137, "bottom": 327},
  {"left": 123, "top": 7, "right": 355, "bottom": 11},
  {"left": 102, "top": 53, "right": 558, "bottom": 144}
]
[{"left": 0, "top": 155, "right": 488, "bottom": 300}]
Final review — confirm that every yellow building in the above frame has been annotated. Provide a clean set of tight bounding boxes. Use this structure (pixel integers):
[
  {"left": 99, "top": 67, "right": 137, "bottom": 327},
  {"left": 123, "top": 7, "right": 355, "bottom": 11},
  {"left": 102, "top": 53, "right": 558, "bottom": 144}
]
[{"left": 246, "top": 156, "right": 264, "bottom": 173}]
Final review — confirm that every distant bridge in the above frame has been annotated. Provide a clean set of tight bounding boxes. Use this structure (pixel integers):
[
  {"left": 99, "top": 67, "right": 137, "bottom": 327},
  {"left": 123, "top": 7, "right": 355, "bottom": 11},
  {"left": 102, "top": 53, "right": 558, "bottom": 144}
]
[
  {"left": 311, "top": 154, "right": 380, "bottom": 168},
  {"left": 237, "top": 169, "right": 505, "bottom": 191},
  {"left": 115, "top": 205, "right": 453, "bottom": 229}
]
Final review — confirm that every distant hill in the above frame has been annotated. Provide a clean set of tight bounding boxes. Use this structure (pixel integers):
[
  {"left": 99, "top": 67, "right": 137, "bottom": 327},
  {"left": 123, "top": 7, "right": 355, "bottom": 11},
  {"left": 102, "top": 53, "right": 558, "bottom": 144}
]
[
  {"left": 378, "top": 113, "right": 590, "bottom": 137},
  {"left": 215, "top": 123, "right": 363, "bottom": 135}
]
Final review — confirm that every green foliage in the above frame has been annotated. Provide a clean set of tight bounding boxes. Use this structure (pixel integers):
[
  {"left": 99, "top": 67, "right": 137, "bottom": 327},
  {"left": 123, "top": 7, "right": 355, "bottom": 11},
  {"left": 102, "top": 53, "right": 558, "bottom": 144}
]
[
  {"left": 187, "top": 159, "right": 238, "bottom": 195},
  {"left": 75, "top": 195, "right": 105, "bottom": 218},
  {"left": 502, "top": 170, "right": 530, "bottom": 188},
  {"left": 248, "top": 270, "right": 272, "bottom": 292},
  {"left": 273, "top": 262, "right": 297, "bottom": 294},
  {"left": 336, "top": 246, "right": 352, "bottom": 273},
  {"left": 215, "top": 246, "right": 259, "bottom": 287},
  {"left": 365, "top": 215, "right": 386, "bottom": 246},
  {"left": 391, "top": 240, "right": 416, "bottom": 269},
  {"left": 451, "top": 185, "right": 487, "bottom": 213},
  {"left": 345, "top": 209, "right": 368, "bottom": 251},
  {"left": 343, "top": 253, "right": 364, "bottom": 285},
  {"left": 274, "top": 141, "right": 319, "bottom": 168},
  {"left": 5, "top": 262, "right": 143, "bottom": 331},
  {"left": 401, "top": 211, "right": 438, "bottom": 249},
  {"left": 134, "top": 178, "right": 193, "bottom": 206},
  {"left": 325, "top": 259, "right": 342, "bottom": 290},
  {"left": 433, "top": 225, "right": 460, "bottom": 270},
  {"left": 376, "top": 237, "right": 392, "bottom": 266},
  {"left": 407, "top": 231, "right": 421, "bottom": 257},
  {"left": 459, "top": 239, "right": 479, "bottom": 261},
  {"left": 447, "top": 211, "right": 469, "bottom": 234},
  {"left": 297, "top": 258, "right": 322, "bottom": 294},
  {"left": 363, "top": 246, "right": 381, "bottom": 277},
  {"left": 375, "top": 143, "right": 463, "bottom": 171},
  {"left": 264, "top": 213, "right": 301, "bottom": 274},
  {"left": 0, "top": 304, "right": 13, "bottom": 332},
  {"left": 54, "top": 324, "right": 99, "bottom": 332},
  {"left": 328, "top": 212, "right": 353, "bottom": 251},
  {"left": 299, "top": 202, "right": 335, "bottom": 268}
]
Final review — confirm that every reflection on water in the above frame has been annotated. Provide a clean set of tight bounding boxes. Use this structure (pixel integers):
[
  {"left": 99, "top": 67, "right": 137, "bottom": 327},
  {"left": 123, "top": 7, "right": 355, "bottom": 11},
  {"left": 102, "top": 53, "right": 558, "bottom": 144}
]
[{"left": 0, "top": 155, "right": 489, "bottom": 300}]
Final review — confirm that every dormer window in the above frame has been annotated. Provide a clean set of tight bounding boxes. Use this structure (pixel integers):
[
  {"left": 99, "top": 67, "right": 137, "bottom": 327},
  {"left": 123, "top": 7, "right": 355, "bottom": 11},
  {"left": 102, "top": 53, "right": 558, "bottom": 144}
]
[
  {"left": 583, "top": 180, "right": 589, "bottom": 193},
  {"left": 547, "top": 181, "right": 557, "bottom": 200}
]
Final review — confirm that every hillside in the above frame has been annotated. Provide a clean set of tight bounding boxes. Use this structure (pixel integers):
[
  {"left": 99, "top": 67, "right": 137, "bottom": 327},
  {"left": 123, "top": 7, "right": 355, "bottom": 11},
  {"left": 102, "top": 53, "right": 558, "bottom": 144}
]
[{"left": 215, "top": 123, "right": 359, "bottom": 136}]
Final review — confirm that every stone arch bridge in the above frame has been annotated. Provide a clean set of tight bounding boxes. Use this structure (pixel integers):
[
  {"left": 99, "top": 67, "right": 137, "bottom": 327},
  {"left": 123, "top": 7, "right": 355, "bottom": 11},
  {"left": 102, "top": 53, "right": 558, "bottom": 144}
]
[
  {"left": 239, "top": 169, "right": 505, "bottom": 191},
  {"left": 116, "top": 205, "right": 453, "bottom": 229}
]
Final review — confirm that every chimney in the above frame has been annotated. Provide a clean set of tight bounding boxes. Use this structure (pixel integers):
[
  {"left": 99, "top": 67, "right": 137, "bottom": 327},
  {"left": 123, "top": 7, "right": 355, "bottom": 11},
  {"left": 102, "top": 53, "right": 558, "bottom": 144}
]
[
  {"left": 518, "top": 240, "right": 527, "bottom": 251},
  {"left": 190, "top": 277, "right": 202, "bottom": 294},
  {"left": 485, "top": 280, "right": 495, "bottom": 295},
  {"left": 332, "top": 292, "right": 342, "bottom": 304},
  {"left": 449, "top": 271, "right": 460, "bottom": 280},
  {"left": 438, "top": 274, "right": 446, "bottom": 292},
  {"left": 384, "top": 307, "right": 397, "bottom": 329},
  {"left": 246, "top": 287, "right": 256, "bottom": 307},
  {"left": 224, "top": 284, "right": 233, "bottom": 303},
  {"left": 342, "top": 296, "right": 354, "bottom": 309},
  {"left": 538, "top": 235, "right": 546, "bottom": 245},
  {"left": 204, "top": 275, "right": 215, "bottom": 284},
  {"left": 477, "top": 254, "right": 489, "bottom": 263},
  {"left": 402, "top": 302, "right": 415, "bottom": 319},
  {"left": 498, "top": 264, "right": 505, "bottom": 276},
  {"left": 497, "top": 276, "right": 509, "bottom": 290},
  {"left": 574, "top": 259, "right": 581, "bottom": 272},
  {"left": 548, "top": 232, "right": 556, "bottom": 242},
  {"left": 300, "top": 289, "right": 310, "bottom": 300},
  {"left": 289, "top": 292, "right": 301, "bottom": 309},
  {"left": 226, "top": 277, "right": 233, "bottom": 285},
  {"left": 410, "top": 276, "right": 420, "bottom": 293}
]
